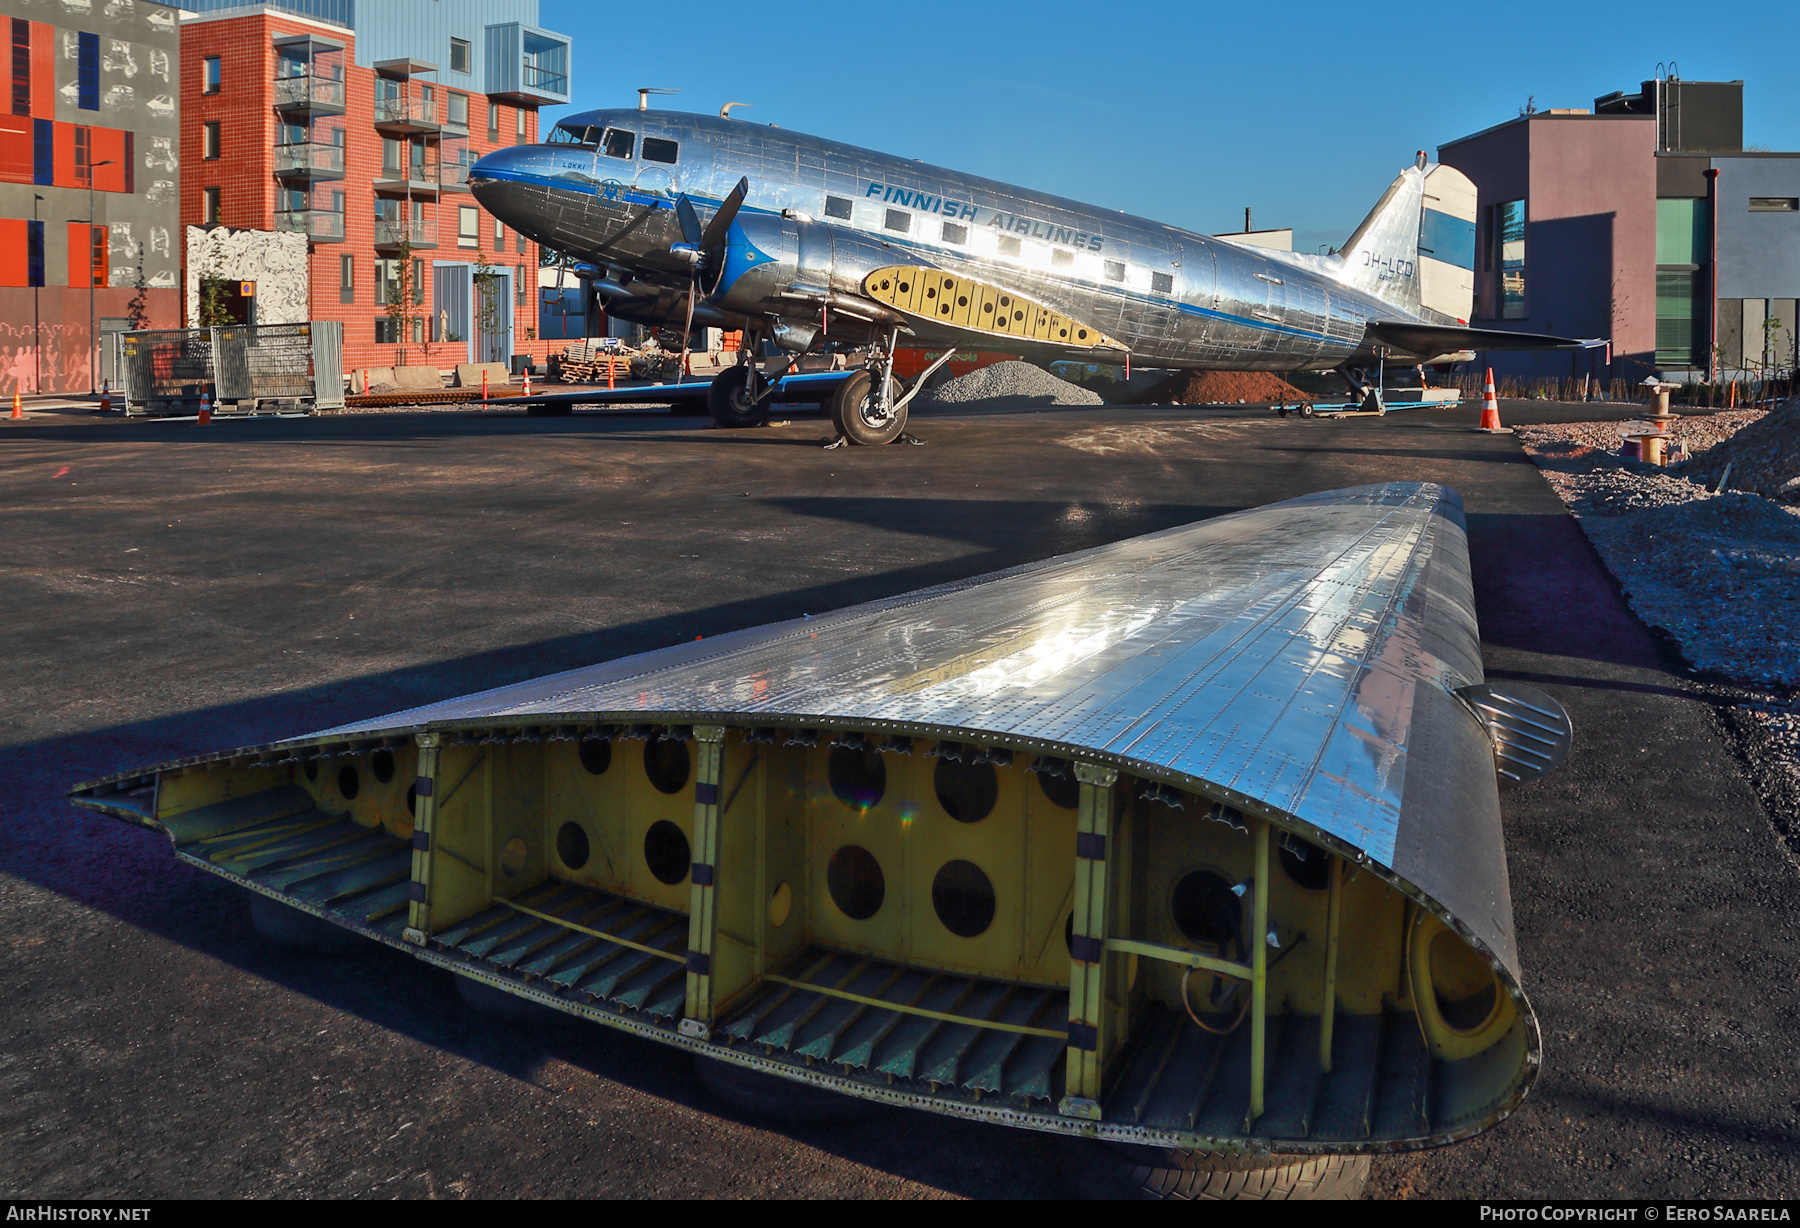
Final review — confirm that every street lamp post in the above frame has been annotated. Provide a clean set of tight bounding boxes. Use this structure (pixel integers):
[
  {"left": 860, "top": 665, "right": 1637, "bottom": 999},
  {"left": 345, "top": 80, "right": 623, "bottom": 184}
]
[
  {"left": 88, "top": 159, "right": 115, "bottom": 395},
  {"left": 32, "top": 193, "right": 42, "bottom": 395}
]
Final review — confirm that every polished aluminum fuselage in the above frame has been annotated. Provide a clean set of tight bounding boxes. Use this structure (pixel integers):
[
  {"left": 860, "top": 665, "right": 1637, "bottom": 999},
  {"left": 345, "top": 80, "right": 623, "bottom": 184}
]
[{"left": 472, "top": 111, "right": 1409, "bottom": 370}]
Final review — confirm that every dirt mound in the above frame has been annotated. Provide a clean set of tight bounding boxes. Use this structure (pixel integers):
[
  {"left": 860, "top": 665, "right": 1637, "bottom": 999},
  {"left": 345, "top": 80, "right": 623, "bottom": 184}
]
[
  {"left": 1676, "top": 395, "right": 1800, "bottom": 499},
  {"left": 923, "top": 361, "right": 1104, "bottom": 406},
  {"left": 1140, "top": 370, "right": 1310, "bottom": 405}
]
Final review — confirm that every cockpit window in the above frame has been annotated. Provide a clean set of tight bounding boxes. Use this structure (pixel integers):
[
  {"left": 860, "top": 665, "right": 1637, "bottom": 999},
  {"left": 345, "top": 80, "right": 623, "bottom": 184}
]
[
  {"left": 547, "top": 124, "right": 593, "bottom": 147},
  {"left": 642, "top": 137, "right": 679, "bottom": 165},
  {"left": 601, "top": 128, "right": 635, "bottom": 160}
]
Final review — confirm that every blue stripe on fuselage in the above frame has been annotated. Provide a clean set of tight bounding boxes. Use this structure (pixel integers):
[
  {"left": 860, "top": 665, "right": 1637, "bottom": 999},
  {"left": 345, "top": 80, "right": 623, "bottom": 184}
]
[{"left": 474, "top": 164, "right": 1339, "bottom": 345}]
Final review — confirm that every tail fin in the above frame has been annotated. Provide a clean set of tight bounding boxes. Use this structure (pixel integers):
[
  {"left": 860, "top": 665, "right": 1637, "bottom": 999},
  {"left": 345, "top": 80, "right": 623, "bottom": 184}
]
[{"left": 1333, "top": 158, "right": 1477, "bottom": 324}]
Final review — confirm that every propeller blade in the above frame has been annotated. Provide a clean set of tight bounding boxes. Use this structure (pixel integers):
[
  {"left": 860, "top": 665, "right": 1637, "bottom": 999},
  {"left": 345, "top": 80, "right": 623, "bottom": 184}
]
[
  {"left": 674, "top": 193, "right": 703, "bottom": 248},
  {"left": 699, "top": 177, "right": 750, "bottom": 250}
]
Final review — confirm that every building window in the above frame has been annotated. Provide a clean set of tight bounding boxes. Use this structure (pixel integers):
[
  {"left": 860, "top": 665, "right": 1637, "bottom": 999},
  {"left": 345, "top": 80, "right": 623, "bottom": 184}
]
[
  {"left": 1750, "top": 197, "right": 1799, "bottom": 212},
  {"left": 13, "top": 19, "right": 31, "bottom": 117},
  {"left": 89, "top": 224, "right": 106, "bottom": 286},
  {"left": 516, "top": 265, "right": 528, "bottom": 306},
  {"left": 449, "top": 38, "right": 470, "bottom": 74},
  {"left": 203, "top": 55, "right": 220, "bottom": 95},
  {"left": 447, "top": 91, "right": 468, "bottom": 128},
  {"left": 458, "top": 204, "right": 477, "bottom": 247},
  {"left": 997, "top": 235, "right": 1020, "bottom": 256},
  {"left": 202, "top": 186, "right": 220, "bottom": 225},
  {"left": 493, "top": 216, "right": 504, "bottom": 251},
  {"left": 340, "top": 254, "right": 354, "bottom": 304},
  {"left": 375, "top": 317, "right": 399, "bottom": 343},
  {"left": 515, "top": 229, "right": 526, "bottom": 254},
  {"left": 203, "top": 121, "right": 220, "bottom": 160},
  {"left": 488, "top": 102, "right": 500, "bottom": 142},
  {"left": 884, "top": 209, "right": 909, "bottom": 233},
  {"left": 413, "top": 257, "right": 425, "bottom": 305},
  {"left": 73, "top": 125, "right": 90, "bottom": 185},
  {"left": 1655, "top": 197, "right": 1709, "bottom": 367},
  {"left": 1495, "top": 199, "right": 1525, "bottom": 319},
  {"left": 381, "top": 136, "right": 402, "bottom": 176},
  {"left": 77, "top": 31, "right": 98, "bottom": 110},
  {"left": 421, "top": 83, "right": 434, "bottom": 115},
  {"left": 642, "top": 136, "right": 678, "bottom": 164},
  {"left": 26, "top": 219, "right": 43, "bottom": 287},
  {"left": 516, "top": 107, "right": 527, "bottom": 142},
  {"left": 1104, "top": 260, "right": 1126, "bottom": 282},
  {"left": 374, "top": 258, "right": 399, "bottom": 306}
]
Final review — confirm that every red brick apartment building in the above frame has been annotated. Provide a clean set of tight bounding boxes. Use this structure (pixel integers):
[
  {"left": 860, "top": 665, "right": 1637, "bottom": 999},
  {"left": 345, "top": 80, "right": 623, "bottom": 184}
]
[
  {"left": 180, "top": 2, "right": 569, "bottom": 374},
  {"left": 0, "top": 0, "right": 183, "bottom": 394}
]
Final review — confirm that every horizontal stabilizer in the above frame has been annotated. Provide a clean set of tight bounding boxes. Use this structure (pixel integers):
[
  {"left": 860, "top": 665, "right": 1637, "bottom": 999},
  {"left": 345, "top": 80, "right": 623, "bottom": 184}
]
[{"left": 1364, "top": 320, "right": 1597, "bottom": 358}]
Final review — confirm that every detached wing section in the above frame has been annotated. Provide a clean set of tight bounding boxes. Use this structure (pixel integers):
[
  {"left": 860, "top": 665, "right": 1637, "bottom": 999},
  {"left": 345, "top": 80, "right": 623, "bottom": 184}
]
[
  {"left": 863, "top": 266, "right": 1126, "bottom": 352},
  {"left": 1364, "top": 319, "right": 1600, "bottom": 361}
]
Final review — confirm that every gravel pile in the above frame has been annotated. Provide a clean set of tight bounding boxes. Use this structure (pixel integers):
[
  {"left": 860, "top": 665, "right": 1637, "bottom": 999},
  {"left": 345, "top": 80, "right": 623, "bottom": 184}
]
[
  {"left": 924, "top": 361, "right": 1104, "bottom": 406},
  {"left": 1675, "top": 396, "right": 1800, "bottom": 499}
]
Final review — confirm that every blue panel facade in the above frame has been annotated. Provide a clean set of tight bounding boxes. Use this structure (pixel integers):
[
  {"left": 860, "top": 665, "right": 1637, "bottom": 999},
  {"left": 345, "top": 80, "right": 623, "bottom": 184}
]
[{"left": 1710, "top": 155, "right": 1800, "bottom": 300}]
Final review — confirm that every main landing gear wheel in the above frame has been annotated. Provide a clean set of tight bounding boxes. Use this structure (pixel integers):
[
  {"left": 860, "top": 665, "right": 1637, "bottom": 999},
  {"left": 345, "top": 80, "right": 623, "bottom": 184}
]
[
  {"left": 247, "top": 892, "right": 365, "bottom": 955},
  {"left": 1091, "top": 1145, "right": 1370, "bottom": 1201},
  {"left": 707, "top": 365, "right": 770, "bottom": 429},
  {"left": 828, "top": 370, "right": 906, "bottom": 446},
  {"left": 693, "top": 1055, "right": 883, "bottom": 1125},
  {"left": 453, "top": 973, "right": 578, "bottom": 1027}
]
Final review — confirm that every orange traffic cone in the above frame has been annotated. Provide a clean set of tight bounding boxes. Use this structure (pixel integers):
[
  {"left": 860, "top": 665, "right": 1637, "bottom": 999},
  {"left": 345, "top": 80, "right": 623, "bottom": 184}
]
[
  {"left": 197, "top": 390, "right": 211, "bottom": 424},
  {"left": 607, "top": 358, "right": 615, "bottom": 391},
  {"left": 481, "top": 368, "right": 489, "bottom": 405},
  {"left": 523, "top": 369, "right": 531, "bottom": 397},
  {"left": 100, "top": 379, "right": 111, "bottom": 414},
  {"left": 1478, "top": 368, "right": 1504, "bottom": 431},
  {"left": 10, "top": 390, "right": 21, "bottom": 420}
]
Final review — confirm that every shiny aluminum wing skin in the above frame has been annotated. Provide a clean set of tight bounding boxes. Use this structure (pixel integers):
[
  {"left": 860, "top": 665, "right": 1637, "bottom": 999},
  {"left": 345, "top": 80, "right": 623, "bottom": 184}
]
[{"left": 312, "top": 481, "right": 1518, "bottom": 981}]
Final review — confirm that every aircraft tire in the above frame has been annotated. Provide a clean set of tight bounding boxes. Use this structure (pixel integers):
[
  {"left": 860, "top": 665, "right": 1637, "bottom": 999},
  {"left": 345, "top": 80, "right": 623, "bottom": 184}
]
[
  {"left": 1090, "top": 1145, "right": 1369, "bottom": 1201},
  {"left": 707, "top": 365, "right": 770, "bottom": 429},
  {"left": 693, "top": 1055, "right": 884, "bottom": 1125},
  {"left": 247, "top": 892, "right": 365, "bottom": 955},
  {"left": 828, "top": 370, "right": 905, "bottom": 445},
  {"left": 452, "top": 973, "right": 579, "bottom": 1027}
]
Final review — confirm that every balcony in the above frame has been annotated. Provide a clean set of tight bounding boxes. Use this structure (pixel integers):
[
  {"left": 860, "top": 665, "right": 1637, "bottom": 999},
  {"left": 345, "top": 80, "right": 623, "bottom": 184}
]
[
  {"left": 273, "top": 74, "right": 346, "bottom": 117},
  {"left": 275, "top": 209, "right": 344, "bottom": 243},
  {"left": 375, "top": 160, "right": 440, "bottom": 195},
  {"left": 273, "top": 142, "right": 345, "bottom": 180},
  {"left": 373, "top": 220, "right": 437, "bottom": 250},
  {"left": 483, "top": 23, "right": 571, "bottom": 105},
  {"left": 439, "top": 161, "right": 472, "bottom": 193},
  {"left": 373, "top": 95, "right": 440, "bottom": 136}
]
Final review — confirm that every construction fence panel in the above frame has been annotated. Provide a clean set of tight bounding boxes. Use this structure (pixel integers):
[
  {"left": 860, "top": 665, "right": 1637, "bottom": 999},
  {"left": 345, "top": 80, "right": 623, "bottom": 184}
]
[
  {"left": 117, "top": 328, "right": 215, "bottom": 416},
  {"left": 115, "top": 321, "right": 346, "bottom": 416}
]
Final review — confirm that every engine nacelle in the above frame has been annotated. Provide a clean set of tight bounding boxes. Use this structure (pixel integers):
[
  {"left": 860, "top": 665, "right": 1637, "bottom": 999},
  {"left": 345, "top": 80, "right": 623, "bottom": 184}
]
[{"left": 704, "top": 212, "right": 900, "bottom": 324}]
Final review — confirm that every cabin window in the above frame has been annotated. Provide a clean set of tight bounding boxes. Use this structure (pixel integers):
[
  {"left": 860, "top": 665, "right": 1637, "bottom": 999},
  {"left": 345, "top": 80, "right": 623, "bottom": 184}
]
[
  {"left": 941, "top": 222, "right": 967, "bottom": 244},
  {"left": 1104, "top": 260, "right": 1125, "bottom": 281},
  {"left": 824, "top": 195, "right": 852, "bottom": 220},
  {"left": 546, "top": 124, "right": 587, "bottom": 146},
  {"left": 997, "top": 235, "right": 1020, "bottom": 257},
  {"left": 884, "top": 209, "right": 910, "bottom": 233},
  {"left": 601, "top": 128, "right": 634, "bottom": 160},
  {"left": 1151, "top": 271, "right": 1173, "bottom": 294},
  {"left": 1052, "top": 248, "right": 1073, "bottom": 267},
  {"left": 641, "top": 137, "right": 679, "bottom": 164}
]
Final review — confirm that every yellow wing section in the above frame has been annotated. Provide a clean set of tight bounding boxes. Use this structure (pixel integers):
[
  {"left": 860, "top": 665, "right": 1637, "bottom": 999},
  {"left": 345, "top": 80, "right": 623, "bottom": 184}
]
[{"left": 863, "top": 266, "right": 1124, "bottom": 351}]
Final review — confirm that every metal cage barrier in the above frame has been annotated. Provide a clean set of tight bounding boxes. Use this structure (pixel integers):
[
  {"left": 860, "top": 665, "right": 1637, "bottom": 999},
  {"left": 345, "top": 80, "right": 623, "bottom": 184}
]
[{"left": 116, "top": 321, "right": 344, "bottom": 416}]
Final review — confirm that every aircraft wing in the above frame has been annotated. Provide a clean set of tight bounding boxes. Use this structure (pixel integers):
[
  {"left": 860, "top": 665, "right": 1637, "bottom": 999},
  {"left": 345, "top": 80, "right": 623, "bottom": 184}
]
[
  {"left": 1364, "top": 319, "right": 1601, "bottom": 359},
  {"left": 490, "top": 371, "right": 852, "bottom": 409}
]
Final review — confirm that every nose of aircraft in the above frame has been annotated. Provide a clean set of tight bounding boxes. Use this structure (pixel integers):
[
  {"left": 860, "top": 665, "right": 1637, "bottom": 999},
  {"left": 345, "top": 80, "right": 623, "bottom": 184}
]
[{"left": 468, "top": 145, "right": 542, "bottom": 222}]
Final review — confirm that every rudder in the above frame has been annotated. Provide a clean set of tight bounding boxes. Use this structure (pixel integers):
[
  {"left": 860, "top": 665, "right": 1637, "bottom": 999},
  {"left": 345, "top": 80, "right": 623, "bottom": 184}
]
[{"left": 1333, "top": 158, "right": 1476, "bottom": 325}]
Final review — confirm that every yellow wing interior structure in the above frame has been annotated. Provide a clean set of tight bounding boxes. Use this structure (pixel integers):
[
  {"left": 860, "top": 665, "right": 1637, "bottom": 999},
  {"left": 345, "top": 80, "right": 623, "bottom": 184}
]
[{"left": 863, "top": 266, "right": 1124, "bottom": 351}]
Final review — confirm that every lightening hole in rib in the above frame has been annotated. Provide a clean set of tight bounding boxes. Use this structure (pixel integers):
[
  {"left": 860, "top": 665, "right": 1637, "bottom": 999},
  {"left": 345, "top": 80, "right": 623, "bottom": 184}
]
[
  {"left": 405, "top": 784, "right": 416, "bottom": 815},
  {"left": 303, "top": 759, "right": 318, "bottom": 782},
  {"left": 557, "top": 821, "right": 590, "bottom": 870},
  {"left": 643, "top": 733, "right": 689, "bottom": 795},
  {"left": 932, "top": 859, "right": 995, "bottom": 938},
  {"left": 337, "top": 765, "right": 360, "bottom": 800},
  {"left": 1035, "top": 763, "right": 1079, "bottom": 810},
  {"left": 1430, "top": 929, "right": 1500, "bottom": 1032},
  {"left": 500, "top": 836, "right": 529, "bottom": 877},
  {"left": 578, "top": 735, "right": 612, "bottom": 775},
  {"left": 644, "top": 820, "right": 690, "bottom": 885},
  {"left": 828, "top": 744, "right": 886, "bottom": 810},
  {"left": 372, "top": 749, "right": 395, "bottom": 783},
  {"left": 1171, "top": 870, "right": 1241, "bottom": 948},
  {"left": 1279, "top": 834, "right": 1331, "bottom": 891},
  {"left": 827, "top": 845, "right": 884, "bottom": 920},
  {"left": 934, "top": 757, "right": 997, "bottom": 823}
]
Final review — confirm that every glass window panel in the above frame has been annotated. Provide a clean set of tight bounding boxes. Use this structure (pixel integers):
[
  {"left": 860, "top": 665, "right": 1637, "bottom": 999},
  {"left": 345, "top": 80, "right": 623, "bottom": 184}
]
[
  {"left": 601, "top": 128, "right": 633, "bottom": 160},
  {"left": 1497, "top": 199, "right": 1525, "bottom": 319},
  {"left": 641, "top": 137, "right": 678, "bottom": 164},
  {"left": 1655, "top": 198, "right": 1708, "bottom": 266}
]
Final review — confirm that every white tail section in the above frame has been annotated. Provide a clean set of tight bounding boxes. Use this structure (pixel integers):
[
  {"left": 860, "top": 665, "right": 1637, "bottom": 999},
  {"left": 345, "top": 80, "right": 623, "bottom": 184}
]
[{"left": 1332, "top": 160, "right": 1478, "bottom": 325}]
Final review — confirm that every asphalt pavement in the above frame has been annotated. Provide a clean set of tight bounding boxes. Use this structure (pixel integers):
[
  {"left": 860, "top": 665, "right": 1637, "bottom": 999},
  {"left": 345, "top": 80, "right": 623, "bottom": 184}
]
[{"left": 2, "top": 396, "right": 1794, "bottom": 1198}]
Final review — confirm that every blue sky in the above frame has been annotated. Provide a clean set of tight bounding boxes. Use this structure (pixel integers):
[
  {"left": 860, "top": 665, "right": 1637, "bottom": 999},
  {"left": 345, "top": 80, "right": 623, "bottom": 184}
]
[{"left": 538, "top": 0, "right": 1800, "bottom": 252}]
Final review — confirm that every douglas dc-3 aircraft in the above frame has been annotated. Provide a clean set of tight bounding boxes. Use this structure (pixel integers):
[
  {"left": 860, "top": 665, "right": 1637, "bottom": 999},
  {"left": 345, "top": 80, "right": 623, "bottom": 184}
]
[{"left": 469, "top": 104, "right": 1581, "bottom": 443}]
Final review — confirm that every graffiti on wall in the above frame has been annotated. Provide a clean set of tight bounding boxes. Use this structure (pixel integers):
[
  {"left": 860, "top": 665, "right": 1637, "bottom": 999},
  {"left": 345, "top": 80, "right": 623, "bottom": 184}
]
[{"left": 185, "top": 227, "right": 309, "bottom": 327}]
